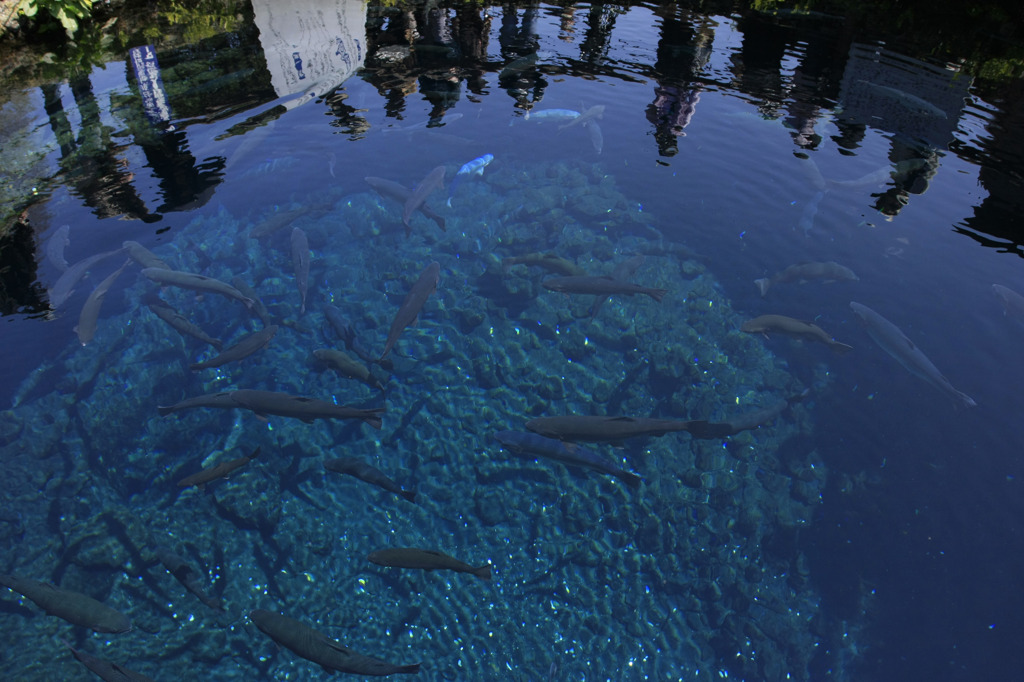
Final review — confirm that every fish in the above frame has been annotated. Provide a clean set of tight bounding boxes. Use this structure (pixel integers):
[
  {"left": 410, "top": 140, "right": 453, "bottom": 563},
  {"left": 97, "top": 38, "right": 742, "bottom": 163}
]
[
  {"left": 0, "top": 574, "right": 131, "bottom": 633},
  {"left": 368, "top": 548, "right": 491, "bottom": 580},
  {"left": 157, "top": 390, "right": 244, "bottom": 416},
  {"left": 741, "top": 314, "right": 853, "bottom": 354},
  {"left": 379, "top": 261, "right": 441, "bottom": 361},
  {"left": 590, "top": 255, "right": 646, "bottom": 317},
  {"left": 153, "top": 547, "right": 223, "bottom": 611},
  {"left": 381, "top": 112, "right": 462, "bottom": 134},
  {"left": 447, "top": 153, "right": 494, "bottom": 206},
  {"left": 141, "top": 267, "right": 256, "bottom": 310},
  {"left": 323, "top": 305, "right": 376, "bottom": 364},
  {"left": 324, "top": 457, "right": 416, "bottom": 502},
  {"left": 75, "top": 260, "right": 130, "bottom": 345},
  {"left": 402, "top": 166, "right": 446, "bottom": 233},
  {"left": 525, "top": 108, "right": 581, "bottom": 123},
  {"left": 250, "top": 206, "right": 329, "bottom": 239},
  {"left": 525, "top": 415, "right": 695, "bottom": 442},
  {"left": 559, "top": 104, "right": 605, "bottom": 131},
  {"left": 857, "top": 79, "right": 947, "bottom": 118},
  {"left": 250, "top": 609, "right": 420, "bottom": 676},
  {"left": 493, "top": 430, "right": 642, "bottom": 488},
  {"left": 542, "top": 275, "right": 667, "bottom": 302},
  {"left": 64, "top": 641, "right": 156, "bottom": 682},
  {"left": 291, "top": 227, "right": 310, "bottom": 314},
  {"left": 231, "top": 277, "right": 273, "bottom": 326},
  {"left": 122, "top": 240, "right": 171, "bottom": 270},
  {"left": 314, "top": 348, "right": 385, "bottom": 392},
  {"left": 45, "top": 224, "right": 70, "bottom": 271},
  {"left": 993, "top": 284, "right": 1024, "bottom": 323},
  {"left": 502, "top": 253, "right": 587, "bottom": 277},
  {"left": 227, "top": 389, "right": 384, "bottom": 428},
  {"left": 190, "top": 325, "right": 278, "bottom": 370},
  {"left": 755, "top": 261, "right": 858, "bottom": 297},
  {"left": 688, "top": 391, "right": 809, "bottom": 439},
  {"left": 177, "top": 446, "right": 260, "bottom": 489},
  {"left": 143, "top": 293, "right": 223, "bottom": 350},
  {"left": 49, "top": 247, "right": 124, "bottom": 308},
  {"left": 850, "top": 302, "right": 976, "bottom": 408},
  {"left": 365, "top": 176, "right": 446, "bottom": 232},
  {"left": 585, "top": 120, "right": 604, "bottom": 153}
]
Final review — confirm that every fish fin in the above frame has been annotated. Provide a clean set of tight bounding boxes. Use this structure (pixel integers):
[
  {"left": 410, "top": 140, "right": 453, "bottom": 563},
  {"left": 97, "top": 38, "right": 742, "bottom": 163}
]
[
  {"left": 760, "top": 332, "right": 771, "bottom": 340},
  {"left": 754, "top": 278, "right": 770, "bottom": 297}
]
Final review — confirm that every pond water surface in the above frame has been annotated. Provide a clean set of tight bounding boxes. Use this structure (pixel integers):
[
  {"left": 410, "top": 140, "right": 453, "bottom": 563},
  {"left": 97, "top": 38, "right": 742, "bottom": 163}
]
[{"left": 1, "top": 2, "right": 1022, "bottom": 681}]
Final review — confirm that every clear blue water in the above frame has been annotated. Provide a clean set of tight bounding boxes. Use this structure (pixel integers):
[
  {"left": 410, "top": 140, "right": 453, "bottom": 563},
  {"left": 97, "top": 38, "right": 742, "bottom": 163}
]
[{"left": 1, "top": 2, "right": 1023, "bottom": 681}]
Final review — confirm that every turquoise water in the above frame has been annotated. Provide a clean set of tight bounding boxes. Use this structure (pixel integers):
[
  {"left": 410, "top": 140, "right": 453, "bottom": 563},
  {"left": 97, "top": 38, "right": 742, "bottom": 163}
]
[{"left": 1, "top": 2, "right": 1022, "bottom": 681}]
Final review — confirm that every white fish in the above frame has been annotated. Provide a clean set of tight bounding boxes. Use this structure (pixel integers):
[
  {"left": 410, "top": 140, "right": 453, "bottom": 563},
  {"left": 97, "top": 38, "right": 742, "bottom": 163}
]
[
  {"left": 447, "top": 153, "right": 494, "bottom": 206},
  {"left": 850, "top": 302, "right": 975, "bottom": 408},
  {"left": 45, "top": 224, "right": 70, "bottom": 271}
]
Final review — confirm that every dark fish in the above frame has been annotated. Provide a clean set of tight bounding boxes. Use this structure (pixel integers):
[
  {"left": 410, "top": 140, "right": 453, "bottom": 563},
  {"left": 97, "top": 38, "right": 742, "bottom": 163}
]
[
  {"left": 157, "top": 391, "right": 241, "bottom": 416},
  {"left": 250, "top": 206, "right": 329, "bottom": 239},
  {"left": 585, "top": 120, "right": 604, "bottom": 154},
  {"left": 755, "top": 261, "right": 858, "bottom": 297},
  {"left": 324, "top": 457, "right": 416, "bottom": 502},
  {"left": 402, "top": 166, "right": 446, "bottom": 233},
  {"left": 143, "top": 293, "right": 223, "bottom": 349},
  {"left": 232, "top": 277, "right": 273, "bottom": 326},
  {"left": 525, "top": 415, "right": 694, "bottom": 442},
  {"left": 190, "top": 325, "right": 278, "bottom": 371},
  {"left": 493, "top": 430, "right": 642, "bottom": 488},
  {"left": 501, "top": 253, "right": 587, "bottom": 277},
  {"left": 379, "top": 261, "right": 441, "bottom": 361},
  {"left": 365, "top": 176, "right": 446, "bottom": 232},
  {"left": 741, "top": 314, "right": 852, "bottom": 354},
  {"left": 228, "top": 389, "right": 384, "bottom": 428},
  {"left": 542, "top": 275, "right": 667, "bottom": 302},
  {"left": 368, "top": 548, "right": 491, "bottom": 580},
  {"left": 45, "top": 224, "right": 70, "bottom": 271},
  {"left": 177, "top": 446, "right": 260, "bottom": 489},
  {"left": 850, "top": 302, "right": 976, "bottom": 408},
  {"left": 993, "top": 284, "right": 1024, "bottom": 323},
  {"left": 590, "top": 255, "right": 646, "bottom": 317},
  {"left": 250, "top": 609, "right": 420, "bottom": 676},
  {"left": 314, "top": 348, "right": 385, "bottom": 391},
  {"left": 559, "top": 104, "right": 605, "bottom": 131},
  {"left": 323, "top": 305, "right": 376, "bottom": 364},
  {"left": 688, "top": 391, "right": 808, "bottom": 439},
  {"left": 0, "top": 574, "right": 131, "bottom": 633},
  {"left": 122, "top": 240, "right": 171, "bottom": 270},
  {"left": 49, "top": 247, "right": 125, "bottom": 308},
  {"left": 64, "top": 641, "right": 156, "bottom": 682},
  {"left": 291, "top": 227, "right": 310, "bottom": 314},
  {"left": 153, "top": 547, "right": 223, "bottom": 611},
  {"left": 141, "top": 267, "right": 255, "bottom": 310},
  {"left": 75, "top": 260, "right": 130, "bottom": 345}
]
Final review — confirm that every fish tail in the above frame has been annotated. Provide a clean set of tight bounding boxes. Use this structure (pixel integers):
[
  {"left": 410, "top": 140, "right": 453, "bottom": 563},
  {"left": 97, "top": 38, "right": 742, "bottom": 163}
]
[
  {"left": 830, "top": 341, "right": 854, "bottom": 354},
  {"left": 401, "top": 489, "right": 417, "bottom": 503},
  {"left": 754, "top": 278, "right": 770, "bottom": 297},
  {"left": 363, "top": 410, "right": 384, "bottom": 430},
  {"left": 397, "top": 663, "right": 422, "bottom": 675},
  {"left": 647, "top": 288, "right": 669, "bottom": 303},
  {"left": 157, "top": 405, "right": 175, "bottom": 417},
  {"left": 473, "top": 563, "right": 492, "bottom": 580},
  {"left": 620, "top": 471, "right": 643, "bottom": 488}
]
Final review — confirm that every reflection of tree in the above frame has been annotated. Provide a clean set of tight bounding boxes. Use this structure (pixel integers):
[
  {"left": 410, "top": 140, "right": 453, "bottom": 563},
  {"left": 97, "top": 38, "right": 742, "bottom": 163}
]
[{"left": 43, "top": 76, "right": 160, "bottom": 223}]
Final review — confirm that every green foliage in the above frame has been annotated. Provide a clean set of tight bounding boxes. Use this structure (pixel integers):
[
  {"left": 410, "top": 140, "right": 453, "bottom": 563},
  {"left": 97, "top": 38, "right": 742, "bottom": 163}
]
[{"left": 17, "top": 0, "right": 95, "bottom": 38}]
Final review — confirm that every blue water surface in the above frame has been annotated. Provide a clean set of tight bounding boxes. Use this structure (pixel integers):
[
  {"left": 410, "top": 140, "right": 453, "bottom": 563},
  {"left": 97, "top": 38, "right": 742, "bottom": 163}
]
[{"left": 1, "top": 3, "right": 1022, "bottom": 681}]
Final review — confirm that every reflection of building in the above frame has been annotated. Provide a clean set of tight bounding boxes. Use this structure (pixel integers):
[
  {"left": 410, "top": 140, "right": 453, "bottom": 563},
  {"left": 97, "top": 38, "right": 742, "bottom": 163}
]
[{"left": 251, "top": 0, "right": 366, "bottom": 109}]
